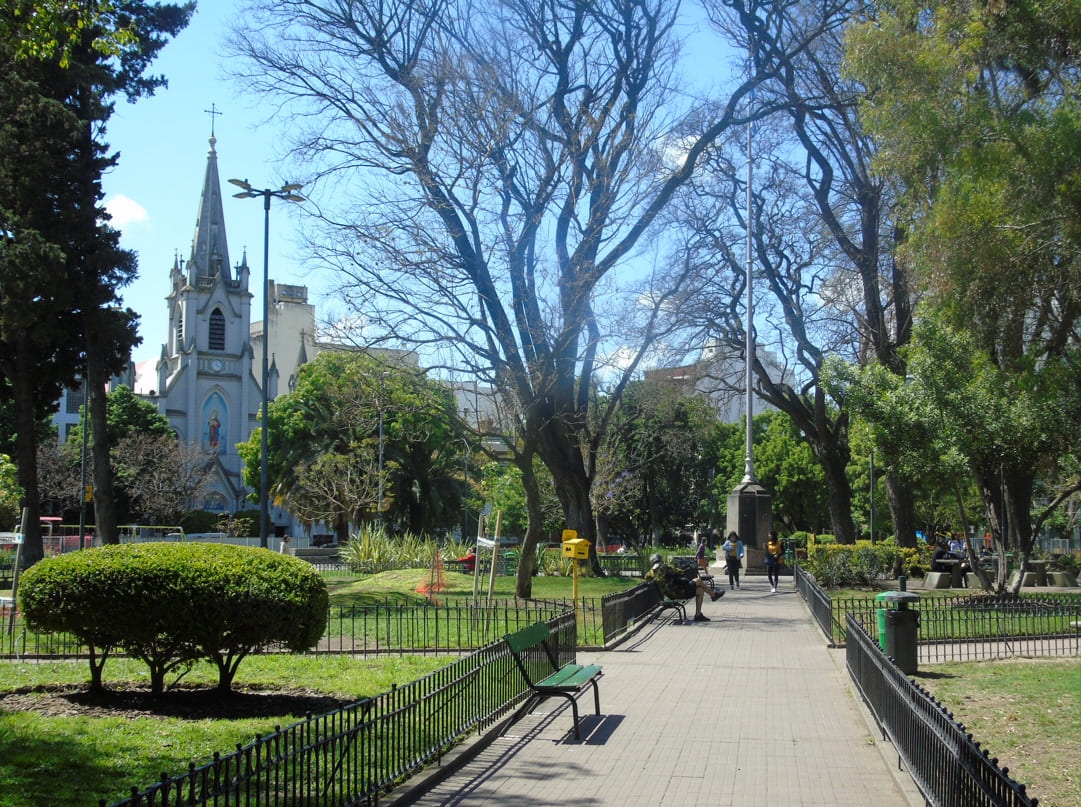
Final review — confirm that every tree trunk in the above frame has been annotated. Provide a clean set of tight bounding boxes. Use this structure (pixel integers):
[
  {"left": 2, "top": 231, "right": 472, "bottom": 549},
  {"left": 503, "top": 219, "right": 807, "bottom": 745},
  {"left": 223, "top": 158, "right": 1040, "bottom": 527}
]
[
  {"left": 534, "top": 413, "right": 603, "bottom": 574},
  {"left": 516, "top": 453, "right": 546, "bottom": 599},
  {"left": 646, "top": 476, "right": 663, "bottom": 546},
  {"left": 973, "top": 465, "right": 1011, "bottom": 592},
  {"left": 884, "top": 473, "right": 918, "bottom": 548},
  {"left": 85, "top": 332, "right": 119, "bottom": 544},
  {"left": 12, "top": 336, "right": 44, "bottom": 565},
  {"left": 551, "top": 468, "right": 601, "bottom": 574},
  {"left": 1004, "top": 469, "right": 1037, "bottom": 595},
  {"left": 595, "top": 513, "right": 610, "bottom": 548},
  {"left": 817, "top": 443, "right": 856, "bottom": 544}
]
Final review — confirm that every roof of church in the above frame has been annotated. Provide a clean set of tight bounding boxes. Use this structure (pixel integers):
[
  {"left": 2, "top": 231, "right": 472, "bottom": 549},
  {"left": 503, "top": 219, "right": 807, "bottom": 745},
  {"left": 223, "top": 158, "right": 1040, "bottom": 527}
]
[{"left": 187, "top": 134, "right": 231, "bottom": 284}]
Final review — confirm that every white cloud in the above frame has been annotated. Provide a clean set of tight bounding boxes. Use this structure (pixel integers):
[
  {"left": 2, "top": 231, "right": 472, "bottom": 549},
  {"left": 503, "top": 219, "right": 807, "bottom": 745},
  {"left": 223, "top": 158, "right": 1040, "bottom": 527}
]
[{"left": 104, "top": 194, "right": 149, "bottom": 227}]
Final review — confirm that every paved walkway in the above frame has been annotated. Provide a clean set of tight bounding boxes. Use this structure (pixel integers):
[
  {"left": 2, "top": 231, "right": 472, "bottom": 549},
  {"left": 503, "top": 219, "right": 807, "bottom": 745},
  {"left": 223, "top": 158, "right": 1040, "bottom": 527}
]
[{"left": 396, "top": 568, "right": 924, "bottom": 807}]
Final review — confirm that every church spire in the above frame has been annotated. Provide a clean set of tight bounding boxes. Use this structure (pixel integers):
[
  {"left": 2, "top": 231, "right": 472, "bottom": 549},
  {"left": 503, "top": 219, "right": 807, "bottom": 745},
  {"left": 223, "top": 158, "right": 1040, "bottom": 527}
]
[{"left": 187, "top": 132, "right": 231, "bottom": 284}]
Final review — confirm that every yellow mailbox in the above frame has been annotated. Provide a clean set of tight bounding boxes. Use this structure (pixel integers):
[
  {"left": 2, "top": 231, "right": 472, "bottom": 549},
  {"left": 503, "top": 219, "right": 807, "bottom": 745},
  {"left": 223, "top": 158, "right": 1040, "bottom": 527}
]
[{"left": 562, "top": 537, "right": 591, "bottom": 559}]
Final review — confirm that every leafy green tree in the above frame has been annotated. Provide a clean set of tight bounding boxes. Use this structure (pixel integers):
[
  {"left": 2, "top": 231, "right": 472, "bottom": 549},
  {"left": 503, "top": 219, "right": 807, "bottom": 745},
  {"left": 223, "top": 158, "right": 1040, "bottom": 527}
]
[
  {"left": 703, "top": 411, "right": 831, "bottom": 537},
  {"left": 753, "top": 411, "right": 831, "bottom": 536},
  {"left": 828, "top": 320, "right": 1081, "bottom": 591},
  {"left": 0, "top": 453, "right": 22, "bottom": 529},
  {"left": 478, "top": 459, "right": 561, "bottom": 541},
  {"left": 66, "top": 385, "right": 172, "bottom": 448},
  {"left": 0, "top": 3, "right": 191, "bottom": 560},
  {"left": 593, "top": 380, "right": 715, "bottom": 547},
  {"left": 1, "top": 1, "right": 136, "bottom": 66},
  {"left": 845, "top": 0, "right": 1081, "bottom": 588},
  {"left": 240, "top": 352, "right": 467, "bottom": 541},
  {"left": 1, "top": 41, "right": 85, "bottom": 563},
  {"left": 62, "top": 385, "right": 175, "bottom": 523}
]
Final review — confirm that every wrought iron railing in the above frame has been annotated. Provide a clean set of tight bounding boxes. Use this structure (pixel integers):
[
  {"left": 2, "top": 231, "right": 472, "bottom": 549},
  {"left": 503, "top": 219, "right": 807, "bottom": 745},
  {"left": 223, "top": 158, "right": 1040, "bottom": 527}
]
[
  {"left": 600, "top": 581, "right": 661, "bottom": 643},
  {"left": 101, "top": 612, "right": 578, "bottom": 807},
  {"left": 845, "top": 614, "right": 1038, "bottom": 807},
  {"left": 795, "top": 564, "right": 838, "bottom": 644},
  {"left": 4, "top": 586, "right": 663, "bottom": 659},
  {"left": 794, "top": 565, "right": 1081, "bottom": 659},
  {"left": 596, "top": 554, "right": 644, "bottom": 577}
]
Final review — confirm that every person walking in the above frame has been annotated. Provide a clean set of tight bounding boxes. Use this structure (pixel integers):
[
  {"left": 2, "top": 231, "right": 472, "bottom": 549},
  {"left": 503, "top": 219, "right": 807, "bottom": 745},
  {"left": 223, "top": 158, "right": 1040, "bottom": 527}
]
[
  {"left": 722, "top": 531, "right": 744, "bottom": 590},
  {"left": 696, "top": 532, "right": 709, "bottom": 572},
  {"left": 765, "top": 530, "right": 783, "bottom": 592}
]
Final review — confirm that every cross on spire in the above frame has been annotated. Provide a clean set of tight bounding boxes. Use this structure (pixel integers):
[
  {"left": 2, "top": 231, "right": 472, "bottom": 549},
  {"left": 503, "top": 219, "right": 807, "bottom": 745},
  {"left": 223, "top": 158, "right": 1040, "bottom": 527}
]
[{"left": 204, "top": 103, "right": 222, "bottom": 137}]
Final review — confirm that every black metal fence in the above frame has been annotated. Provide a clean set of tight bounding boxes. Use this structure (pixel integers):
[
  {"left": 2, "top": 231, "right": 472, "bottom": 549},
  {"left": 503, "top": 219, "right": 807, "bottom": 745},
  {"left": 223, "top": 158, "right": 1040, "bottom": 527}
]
[
  {"left": 600, "top": 581, "right": 662, "bottom": 642},
  {"left": 794, "top": 565, "right": 1081, "bottom": 661},
  {"left": 102, "top": 611, "right": 578, "bottom": 807},
  {"left": 845, "top": 614, "right": 1038, "bottom": 807},
  {"left": 316, "top": 599, "right": 573, "bottom": 655},
  {"left": 597, "top": 554, "right": 644, "bottom": 577},
  {"left": 795, "top": 564, "right": 837, "bottom": 644},
  {"left": 4, "top": 583, "right": 665, "bottom": 659}
]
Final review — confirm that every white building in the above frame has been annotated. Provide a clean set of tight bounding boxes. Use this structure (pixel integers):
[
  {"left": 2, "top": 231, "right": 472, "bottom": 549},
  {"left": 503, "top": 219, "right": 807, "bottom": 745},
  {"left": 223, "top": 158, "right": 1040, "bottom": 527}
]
[{"left": 644, "top": 342, "right": 788, "bottom": 424}]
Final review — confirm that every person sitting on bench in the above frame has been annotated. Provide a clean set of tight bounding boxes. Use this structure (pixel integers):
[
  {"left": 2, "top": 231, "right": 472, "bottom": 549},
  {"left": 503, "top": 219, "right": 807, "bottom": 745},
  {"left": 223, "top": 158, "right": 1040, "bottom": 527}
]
[
  {"left": 647, "top": 553, "right": 723, "bottom": 622},
  {"left": 457, "top": 551, "right": 476, "bottom": 573}
]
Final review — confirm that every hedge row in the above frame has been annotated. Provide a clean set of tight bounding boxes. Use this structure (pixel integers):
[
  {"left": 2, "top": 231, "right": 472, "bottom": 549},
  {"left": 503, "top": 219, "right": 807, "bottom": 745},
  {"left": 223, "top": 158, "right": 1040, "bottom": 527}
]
[{"left": 18, "top": 543, "right": 328, "bottom": 695}]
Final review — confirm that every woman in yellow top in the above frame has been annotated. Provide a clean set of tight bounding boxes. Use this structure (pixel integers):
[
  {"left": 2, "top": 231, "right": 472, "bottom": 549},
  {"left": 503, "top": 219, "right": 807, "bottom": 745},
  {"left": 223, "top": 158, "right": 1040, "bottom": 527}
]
[{"left": 765, "top": 530, "right": 783, "bottom": 593}]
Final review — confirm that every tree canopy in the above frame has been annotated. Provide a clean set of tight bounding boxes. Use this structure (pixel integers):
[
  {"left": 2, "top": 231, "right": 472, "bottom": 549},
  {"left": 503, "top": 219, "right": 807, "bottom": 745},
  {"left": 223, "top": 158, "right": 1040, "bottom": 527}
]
[
  {"left": 240, "top": 352, "right": 466, "bottom": 541},
  {"left": 0, "top": 1, "right": 192, "bottom": 561},
  {"left": 842, "top": 0, "right": 1081, "bottom": 587},
  {"left": 228, "top": 0, "right": 837, "bottom": 576}
]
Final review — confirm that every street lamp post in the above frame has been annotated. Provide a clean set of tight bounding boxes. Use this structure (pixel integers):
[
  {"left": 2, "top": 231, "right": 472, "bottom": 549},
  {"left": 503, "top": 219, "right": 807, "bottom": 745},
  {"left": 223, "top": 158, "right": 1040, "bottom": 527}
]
[
  {"left": 228, "top": 178, "right": 304, "bottom": 548},
  {"left": 377, "top": 404, "right": 385, "bottom": 530}
]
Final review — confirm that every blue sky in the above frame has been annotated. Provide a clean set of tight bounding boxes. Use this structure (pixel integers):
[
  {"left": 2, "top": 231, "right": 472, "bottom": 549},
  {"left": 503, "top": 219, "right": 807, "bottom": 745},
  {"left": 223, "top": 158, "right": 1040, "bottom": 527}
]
[
  {"left": 103, "top": 2, "right": 734, "bottom": 369},
  {"left": 103, "top": 2, "right": 316, "bottom": 367}
]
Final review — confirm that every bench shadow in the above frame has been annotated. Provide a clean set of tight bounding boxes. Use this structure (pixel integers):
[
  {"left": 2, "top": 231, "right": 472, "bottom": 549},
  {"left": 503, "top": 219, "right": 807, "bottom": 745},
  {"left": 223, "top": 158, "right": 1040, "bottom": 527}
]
[{"left": 566, "top": 713, "right": 625, "bottom": 746}]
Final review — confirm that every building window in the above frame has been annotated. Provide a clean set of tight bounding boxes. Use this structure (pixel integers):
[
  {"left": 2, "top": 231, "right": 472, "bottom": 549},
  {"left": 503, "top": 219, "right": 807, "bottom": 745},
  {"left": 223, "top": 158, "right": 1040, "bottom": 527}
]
[
  {"left": 65, "top": 387, "right": 85, "bottom": 414},
  {"left": 209, "top": 308, "right": 226, "bottom": 351},
  {"left": 176, "top": 312, "right": 184, "bottom": 346}
]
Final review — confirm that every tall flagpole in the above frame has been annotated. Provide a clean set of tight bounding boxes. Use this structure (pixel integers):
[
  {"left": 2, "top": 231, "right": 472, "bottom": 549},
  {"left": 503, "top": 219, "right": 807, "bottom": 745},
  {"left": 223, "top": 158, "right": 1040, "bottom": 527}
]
[
  {"left": 726, "top": 40, "right": 771, "bottom": 555},
  {"left": 741, "top": 85, "right": 756, "bottom": 485}
]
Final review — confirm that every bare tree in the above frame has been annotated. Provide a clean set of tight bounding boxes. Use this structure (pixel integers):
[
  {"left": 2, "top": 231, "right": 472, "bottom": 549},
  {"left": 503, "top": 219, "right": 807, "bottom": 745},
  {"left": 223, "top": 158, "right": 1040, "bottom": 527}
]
[
  {"left": 111, "top": 434, "right": 214, "bottom": 525},
  {"left": 231, "top": 0, "right": 837, "bottom": 583},
  {"left": 36, "top": 443, "right": 83, "bottom": 515},
  {"left": 661, "top": 0, "right": 919, "bottom": 544}
]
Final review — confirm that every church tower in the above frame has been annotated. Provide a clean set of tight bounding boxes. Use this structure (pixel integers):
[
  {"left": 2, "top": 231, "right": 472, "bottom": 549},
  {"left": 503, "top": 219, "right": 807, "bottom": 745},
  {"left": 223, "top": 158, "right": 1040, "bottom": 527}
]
[{"left": 151, "top": 134, "right": 262, "bottom": 513}]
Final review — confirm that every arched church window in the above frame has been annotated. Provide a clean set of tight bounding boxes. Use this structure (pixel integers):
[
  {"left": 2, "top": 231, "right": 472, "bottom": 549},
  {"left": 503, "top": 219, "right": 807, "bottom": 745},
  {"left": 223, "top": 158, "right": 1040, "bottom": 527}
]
[
  {"left": 176, "top": 312, "right": 183, "bottom": 346},
  {"left": 209, "top": 308, "right": 226, "bottom": 351}
]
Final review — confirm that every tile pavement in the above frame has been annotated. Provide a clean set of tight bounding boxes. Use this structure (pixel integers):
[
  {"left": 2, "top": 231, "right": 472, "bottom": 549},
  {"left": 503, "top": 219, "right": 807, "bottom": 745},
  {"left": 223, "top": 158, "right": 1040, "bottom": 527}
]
[{"left": 394, "top": 568, "right": 924, "bottom": 806}]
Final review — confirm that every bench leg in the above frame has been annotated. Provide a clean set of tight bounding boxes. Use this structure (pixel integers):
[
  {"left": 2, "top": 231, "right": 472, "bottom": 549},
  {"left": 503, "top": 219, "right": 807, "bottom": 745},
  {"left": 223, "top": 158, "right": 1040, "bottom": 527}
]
[
  {"left": 564, "top": 693, "right": 582, "bottom": 739},
  {"left": 501, "top": 691, "right": 590, "bottom": 740}
]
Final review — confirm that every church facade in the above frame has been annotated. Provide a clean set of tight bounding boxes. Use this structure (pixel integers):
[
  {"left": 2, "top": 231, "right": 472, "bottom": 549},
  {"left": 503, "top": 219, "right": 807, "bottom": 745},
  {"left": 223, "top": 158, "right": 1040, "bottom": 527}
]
[{"left": 135, "top": 134, "right": 283, "bottom": 521}]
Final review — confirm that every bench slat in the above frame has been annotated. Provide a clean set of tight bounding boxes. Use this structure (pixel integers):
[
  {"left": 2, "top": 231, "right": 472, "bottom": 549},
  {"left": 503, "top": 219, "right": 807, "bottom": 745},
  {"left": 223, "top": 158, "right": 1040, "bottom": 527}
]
[
  {"left": 537, "top": 664, "right": 602, "bottom": 689},
  {"left": 505, "top": 622, "right": 549, "bottom": 654}
]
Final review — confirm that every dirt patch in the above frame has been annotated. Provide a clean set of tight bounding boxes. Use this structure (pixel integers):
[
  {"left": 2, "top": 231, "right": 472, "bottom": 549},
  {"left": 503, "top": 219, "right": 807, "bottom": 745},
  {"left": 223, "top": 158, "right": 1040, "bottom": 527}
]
[{"left": 0, "top": 682, "right": 355, "bottom": 721}]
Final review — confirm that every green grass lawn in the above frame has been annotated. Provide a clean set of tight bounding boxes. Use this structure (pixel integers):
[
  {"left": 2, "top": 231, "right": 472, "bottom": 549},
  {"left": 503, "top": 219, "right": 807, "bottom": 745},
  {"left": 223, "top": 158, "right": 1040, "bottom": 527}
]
[
  {"left": 915, "top": 657, "right": 1081, "bottom": 807},
  {"left": 0, "top": 654, "right": 451, "bottom": 807},
  {"left": 1, "top": 569, "right": 636, "bottom": 806},
  {"left": 324, "top": 568, "right": 639, "bottom": 607}
]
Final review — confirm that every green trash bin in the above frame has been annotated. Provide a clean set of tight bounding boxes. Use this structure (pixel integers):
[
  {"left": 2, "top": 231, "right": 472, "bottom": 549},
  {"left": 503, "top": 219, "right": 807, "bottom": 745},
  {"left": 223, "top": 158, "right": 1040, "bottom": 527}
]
[
  {"left": 875, "top": 591, "right": 921, "bottom": 674},
  {"left": 875, "top": 593, "right": 889, "bottom": 651}
]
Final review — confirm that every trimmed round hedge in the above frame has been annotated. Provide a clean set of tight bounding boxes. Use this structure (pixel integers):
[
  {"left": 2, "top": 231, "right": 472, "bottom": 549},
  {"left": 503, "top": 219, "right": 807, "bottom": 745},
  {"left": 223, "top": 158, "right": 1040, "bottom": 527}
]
[{"left": 19, "top": 542, "right": 328, "bottom": 694}]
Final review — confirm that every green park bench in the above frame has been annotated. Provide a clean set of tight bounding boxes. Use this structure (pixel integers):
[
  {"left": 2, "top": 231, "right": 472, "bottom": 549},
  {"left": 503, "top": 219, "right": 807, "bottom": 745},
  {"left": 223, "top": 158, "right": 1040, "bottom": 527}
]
[{"left": 503, "top": 622, "right": 603, "bottom": 740}]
